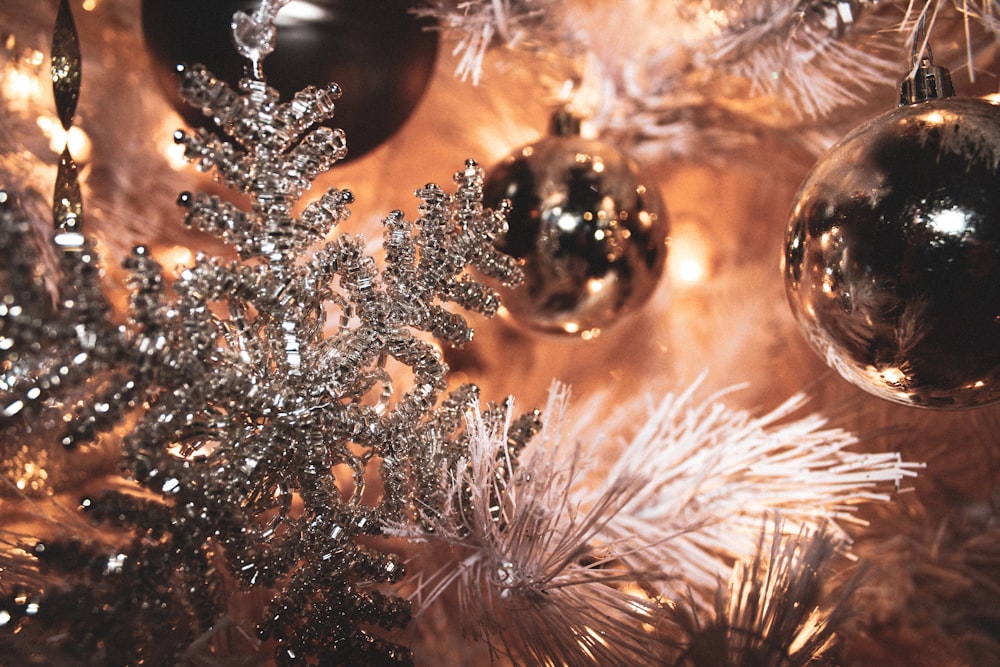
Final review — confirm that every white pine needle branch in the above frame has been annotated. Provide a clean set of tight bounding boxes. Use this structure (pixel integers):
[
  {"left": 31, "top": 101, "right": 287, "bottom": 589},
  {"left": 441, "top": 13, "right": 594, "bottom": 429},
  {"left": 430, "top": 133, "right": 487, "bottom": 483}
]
[
  {"left": 397, "top": 379, "right": 919, "bottom": 663},
  {"left": 397, "top": 386, "right": 681, "bottom": 665},
  {"left": 574, "top": 378, "right": 922, "bottom": 604},
  {"left": 413, "top": 0, "right": 551, "bottom": 84},
  {"left": 676, "top": 522, "right": 855, "bottom": 667}
]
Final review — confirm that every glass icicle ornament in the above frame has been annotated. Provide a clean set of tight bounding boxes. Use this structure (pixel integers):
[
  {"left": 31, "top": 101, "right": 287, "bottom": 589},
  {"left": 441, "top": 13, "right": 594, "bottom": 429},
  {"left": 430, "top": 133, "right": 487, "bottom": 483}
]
[
  {"left": 484, "top": 107, "right": 669, "bottom": 338},
  {"left": 783, "top": 32, "right": 1000, "bottom": 409}
]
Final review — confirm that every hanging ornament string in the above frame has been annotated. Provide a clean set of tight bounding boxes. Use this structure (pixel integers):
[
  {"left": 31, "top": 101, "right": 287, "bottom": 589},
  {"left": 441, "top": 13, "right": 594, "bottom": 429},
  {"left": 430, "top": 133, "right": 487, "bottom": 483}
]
[{"left": 783, "top": 13, "right": 1000, "bottom": 409}]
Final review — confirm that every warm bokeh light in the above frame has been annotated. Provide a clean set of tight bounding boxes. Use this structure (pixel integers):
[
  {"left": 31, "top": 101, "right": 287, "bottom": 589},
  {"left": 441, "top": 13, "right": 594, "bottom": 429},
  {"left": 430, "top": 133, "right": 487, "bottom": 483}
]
[
  {"left": 152, "top": 244, "right": 195, "bottom": 278},
  {"left": 36, "top": 115, "right": 93, "bottom": 162},
  {"left": 159, "top": 118, "right": 190, "bottom": 170},
  {"left": 667, "top": 217, "right": 714, "bottom": 287},
  {"left": 1, "top": 42, "right": 46, "bottom": 111},
  {"left": 2, "top": 62, "right": 44, "bottom": 103}
]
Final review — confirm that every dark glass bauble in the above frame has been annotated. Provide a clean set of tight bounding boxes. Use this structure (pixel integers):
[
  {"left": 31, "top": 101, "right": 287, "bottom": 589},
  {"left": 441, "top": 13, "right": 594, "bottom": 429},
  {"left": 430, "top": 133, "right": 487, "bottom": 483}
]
[
  {"left": 485, "top": 129, "right": 669, "bottom": 337},
  {"left": 784, "top": 96, "right": 1000, "bottom": 408},
  {"left": 141, "top": 0, "right": 438, "bottom": 162}
]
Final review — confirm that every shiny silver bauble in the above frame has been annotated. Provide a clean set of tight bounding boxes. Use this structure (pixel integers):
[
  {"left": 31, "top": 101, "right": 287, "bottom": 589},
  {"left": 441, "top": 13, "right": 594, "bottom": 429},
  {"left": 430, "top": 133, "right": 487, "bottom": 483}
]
[
  {"left": 784, "top": 96, "right": 1000, "bottom": 408},
  {"left": 484, "top": 120, "right": 669, "bottom": 337}
]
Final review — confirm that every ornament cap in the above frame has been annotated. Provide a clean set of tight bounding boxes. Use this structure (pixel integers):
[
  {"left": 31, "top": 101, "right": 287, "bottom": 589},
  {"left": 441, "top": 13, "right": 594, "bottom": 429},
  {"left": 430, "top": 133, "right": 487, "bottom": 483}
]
[
  {"left": 899, "top": 58, "right": 955, "bottom": 105},
  {"left": 549, "top": 106, "right": 582, "bottom": 136}
]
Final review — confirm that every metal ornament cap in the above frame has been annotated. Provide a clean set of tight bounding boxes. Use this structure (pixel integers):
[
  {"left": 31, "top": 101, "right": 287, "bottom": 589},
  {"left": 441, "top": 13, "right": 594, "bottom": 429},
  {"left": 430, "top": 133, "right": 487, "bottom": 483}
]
[
  {"left": 784, "top": 95, "right": 1000, "bottom": 408},
  {"left": 899, "top": 58, "right": 956, "bottom": 105}
]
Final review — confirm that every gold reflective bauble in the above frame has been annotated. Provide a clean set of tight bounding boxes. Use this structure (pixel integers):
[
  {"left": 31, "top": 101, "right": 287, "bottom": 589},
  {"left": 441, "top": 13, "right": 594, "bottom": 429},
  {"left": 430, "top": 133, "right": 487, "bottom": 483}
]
[{"left": 484, "top": 114, "right": 669, "bottom": 337}]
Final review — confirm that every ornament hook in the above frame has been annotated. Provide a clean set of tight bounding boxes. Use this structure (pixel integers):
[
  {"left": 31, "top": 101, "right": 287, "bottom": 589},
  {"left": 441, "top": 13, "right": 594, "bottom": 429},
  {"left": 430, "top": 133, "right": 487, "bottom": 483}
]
[{"left": 231, "top": 0, "right": 292, "bottom": 80}]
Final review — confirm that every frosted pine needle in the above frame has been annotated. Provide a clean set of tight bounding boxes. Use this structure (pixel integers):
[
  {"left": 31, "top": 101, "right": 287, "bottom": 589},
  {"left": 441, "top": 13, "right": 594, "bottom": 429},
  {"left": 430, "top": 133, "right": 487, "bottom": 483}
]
[
  {"left": 398, "top": 381, "right": 918, "bottom": 663},
  {"left": 394, "top": 386, "right": 680, "bottom": 664},
  {"left": 676, "top": 523, "right": 855, "bottom": 667},
  {"left": 576, "top": 379, "right": 921, "bottom": 604},
  {"left": 414, "top": 1, "right": 549, "bottom": 84},
  {"left": 417, "top": 0, "right": 911, "bottom": 161}
]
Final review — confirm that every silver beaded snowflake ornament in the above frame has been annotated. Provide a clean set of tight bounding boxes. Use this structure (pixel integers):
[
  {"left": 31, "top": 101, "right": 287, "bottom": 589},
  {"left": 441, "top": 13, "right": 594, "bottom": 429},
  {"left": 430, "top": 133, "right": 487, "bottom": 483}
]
[
  {"left": 0, "top": 2, "right": 529, "bottom": 662},
  {"left": 151, "top": 63, "right": 525, "bottom": 662}
]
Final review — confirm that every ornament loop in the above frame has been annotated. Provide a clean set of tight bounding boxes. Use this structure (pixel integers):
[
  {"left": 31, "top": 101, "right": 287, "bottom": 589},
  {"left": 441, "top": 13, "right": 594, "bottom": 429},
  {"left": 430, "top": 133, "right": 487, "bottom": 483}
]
[
  {"left": 549, "top": 106, "right": 582, "bottom": 137},
  {"left": 230, "top": 0, "right": 292, "bottom": 79}
]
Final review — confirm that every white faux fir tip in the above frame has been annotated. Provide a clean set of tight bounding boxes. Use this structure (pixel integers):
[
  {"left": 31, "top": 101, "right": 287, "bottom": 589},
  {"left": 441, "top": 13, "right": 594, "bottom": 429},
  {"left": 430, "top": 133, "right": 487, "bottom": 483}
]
[
  {"left": 399, "top": 385, "right": 673, "bottom": 664},
  {"left": 398, "top": 377, "right": 921, "bottom": 663},
  {"left": 576, "top": 378, "right": 923, "bottom": 601}
]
